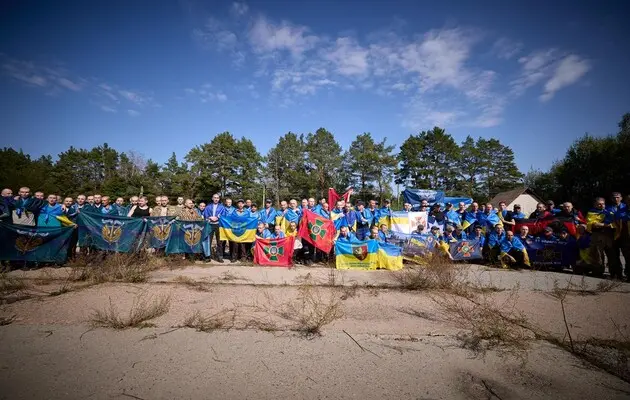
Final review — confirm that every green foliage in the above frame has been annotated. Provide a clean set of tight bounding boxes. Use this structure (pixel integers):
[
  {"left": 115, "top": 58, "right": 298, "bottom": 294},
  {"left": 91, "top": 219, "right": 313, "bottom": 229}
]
[
  {"left": 265, "top": 132, "right": 311, "bottom": 202},
  {"left": 305, "top": 128, "right": 343, "bottom": 199},
  {"left": 396, "top": 127, "right": 462, "bottom": 190},
  {"left": 525, "top": 113, "right": 630, "bottom": 210},
  {"left": 185, "top": 132, "right": 263, "bottom": 200},
  {"left": 345, "top": 133, "right": 397, "bottom": 202}
]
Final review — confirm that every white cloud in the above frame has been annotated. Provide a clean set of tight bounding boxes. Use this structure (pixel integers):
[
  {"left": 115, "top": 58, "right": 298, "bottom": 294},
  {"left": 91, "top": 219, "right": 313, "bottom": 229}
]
[
  {"left": 1, "top": 55, "right": 160, "bottom": 114},
  {"left": 184, "top": 84, "right": 228, "bottom": 103},
  {"left": 57, "top": 77, "right": 83, "bottom": 91},
  {"left": 248, "top": 15, "right": 319, "bottom": 57},
  {"left": 324, "top": 37, "right": 369, "bottom": 76},
  {"left": 101, "top": 105, "right": 117, "bottom": 113},
  {"left": 492, "top": 37, "right": 522, "bottom": 60},
  {"left": 511, "top": 50, "right": 591, "bottom": 101},
  {"left": 127, "top": 109, "right": 140, "bottom": 116},
  {"left": 230, "top": 2, "right": 248, "bottom": 17},
  {"left": 540, "top": 55, "right": 591, "bottom": 102}
]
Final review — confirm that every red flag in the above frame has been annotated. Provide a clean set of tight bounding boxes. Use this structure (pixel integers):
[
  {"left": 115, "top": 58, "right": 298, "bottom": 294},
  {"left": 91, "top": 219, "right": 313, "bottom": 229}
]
[
  {"left": 514, "top": 219, "right": 578, "bottom": 237},
  {"left": 254, "top": 236, "right": 295, "bottom": 267},
  {"left": 328, "top": 187, "right": 353, "bottom": 209},
  {"left": 298, "top": 209, "right": 335, "bottom": 253}
]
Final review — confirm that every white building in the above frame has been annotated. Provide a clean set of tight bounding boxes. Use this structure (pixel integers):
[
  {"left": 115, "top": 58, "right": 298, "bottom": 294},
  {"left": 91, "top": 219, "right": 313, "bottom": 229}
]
[{"left": 489, "top": 187, "right": 544, "bottom": 217}]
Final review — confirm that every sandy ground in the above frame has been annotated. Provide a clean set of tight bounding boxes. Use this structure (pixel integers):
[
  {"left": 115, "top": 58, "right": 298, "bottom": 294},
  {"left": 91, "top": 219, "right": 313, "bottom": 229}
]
[{"left": 1, "top": 264, "right": 630, "bottom": 399}]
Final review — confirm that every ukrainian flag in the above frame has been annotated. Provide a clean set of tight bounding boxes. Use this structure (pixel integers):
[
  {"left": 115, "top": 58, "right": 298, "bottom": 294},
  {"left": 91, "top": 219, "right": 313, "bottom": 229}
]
[
  {"left": 377, "top": 242, "right": 403, "bottom": 270},
  {"left": 377, "top": 208, "right": 391, "bottom": 229},
  {"left": 219, "top": 214, "right": 258, "bottom": 243},
  {"left": 461, "top": 212, "right": 477, "bottom": 230},
  {"left": 335, "top": 239, "right": 379, "bottom": 270},
  {"left": 331, "top": 210, "right": 348, "bottom": 231}
]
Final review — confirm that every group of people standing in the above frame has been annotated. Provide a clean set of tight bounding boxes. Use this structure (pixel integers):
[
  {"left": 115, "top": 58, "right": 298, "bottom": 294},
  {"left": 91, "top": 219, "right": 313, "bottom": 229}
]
[{"left": 1, "top": 186, "right": 628, "bottom": 280}]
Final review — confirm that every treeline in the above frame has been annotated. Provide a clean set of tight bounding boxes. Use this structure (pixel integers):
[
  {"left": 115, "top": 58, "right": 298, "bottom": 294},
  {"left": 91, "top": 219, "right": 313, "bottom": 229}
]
[
  {"left": 524, "top": 113, "right": 630, "bottom": 211},
  {"left": 0, "top": 127, "right": 526, "bottom": 204}
]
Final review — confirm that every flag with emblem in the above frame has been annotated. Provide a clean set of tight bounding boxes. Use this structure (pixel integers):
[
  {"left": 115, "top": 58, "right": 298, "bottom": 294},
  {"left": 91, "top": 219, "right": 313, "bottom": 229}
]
[
  {"left": 298, "top": 209, "right": 335, "bottom": 253},
  {"left": 254, "top": 236, "right": 295, "bottom": 267},
  {"left": 335, "top": 239, "right": 379, "bottom": 270},
  {"left": 0, "top": 222, "right": 74, "bottom": 263},
  {"left": 448, "top": 239, "right": 482, "bottom": 260}
]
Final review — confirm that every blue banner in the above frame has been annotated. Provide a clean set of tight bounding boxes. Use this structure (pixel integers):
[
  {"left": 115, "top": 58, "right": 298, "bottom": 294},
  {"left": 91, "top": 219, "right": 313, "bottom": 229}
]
[
  {"left": 77, "top": 211, "right": 146, "bottom": 252},
  {"left": 166, "top": 221, "right": 214, "bottom": 255},
  {"left": 403, "top": 189, "right": 445, "bottom": 206},
  {"left": 448, "top": 239, "right": 482, "bottom": 260},
  {"left": 146, "top": 216, "right": 177, "bottom": 249},
  {"left": 523, "top": 238, "right": 576, "bottom": 267},
  {"left": 0, "top": 222, "right": 74, "bottom": 263}
]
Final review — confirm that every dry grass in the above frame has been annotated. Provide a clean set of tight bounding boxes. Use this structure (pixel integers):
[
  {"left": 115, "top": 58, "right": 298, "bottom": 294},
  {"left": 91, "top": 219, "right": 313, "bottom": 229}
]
[
  {"left": 275, "top": 284, "right": 344, "bottom": 336},
  {"left": 0, "top": 314, "right": 17, "bottom": 326},
  {"left": 88, "top": 293, "right": 171, "bottom": 330},
  {"left": 66, "top": 252, "right": 168, "bottom": 284},
  {"left": 391, "top": 258, "right": 464, "bottom": 291},
  {"left": 0, "top": 269, "right": 30, "bottom": 303},
  {"left": 431, "top": 286, "right": 533, "bottom": 361},
  {"left": 547, "top": 278, "right": 630, "bottom": 383},
  {"left": 181, "top": 309, "right": 238, "bottom": 332},
  {"left": 172, "top": 276, "right": 211, "bottom": 292}
]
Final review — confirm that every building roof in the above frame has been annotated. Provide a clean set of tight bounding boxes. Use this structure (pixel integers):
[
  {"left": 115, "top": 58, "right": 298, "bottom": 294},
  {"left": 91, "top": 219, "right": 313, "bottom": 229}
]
[{"left": 490, "top": 187, "right": 543, "bottom": 206}]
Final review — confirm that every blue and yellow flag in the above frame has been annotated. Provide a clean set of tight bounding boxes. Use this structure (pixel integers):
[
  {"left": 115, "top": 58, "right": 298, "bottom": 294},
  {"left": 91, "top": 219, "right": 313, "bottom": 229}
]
[
  {"left": 219, "top": 213, "right": 258, "bottom": 243},
  {"left": 377, "top": 208, "right": 391, "bottom": 229},
  {"left": 461, "top": 212, "right": 478, "bottom": 230},
  {"left": 335, "top": 239, "right": 379, "bottom": 270},
  {"left": 377, "top": 241, "right": 403, "bottom": 270}
]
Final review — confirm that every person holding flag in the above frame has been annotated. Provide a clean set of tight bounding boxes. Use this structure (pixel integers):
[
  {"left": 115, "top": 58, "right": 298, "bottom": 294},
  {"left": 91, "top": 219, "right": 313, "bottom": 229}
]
[{"left": 261, "top": 199, "right": 276, "bottom": 230}]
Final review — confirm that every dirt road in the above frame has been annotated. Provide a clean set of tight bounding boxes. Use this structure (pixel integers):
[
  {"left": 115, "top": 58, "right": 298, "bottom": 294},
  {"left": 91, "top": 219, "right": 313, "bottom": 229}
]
[{"left": 1, "top": 264, "right": 629, "bottom": 399}]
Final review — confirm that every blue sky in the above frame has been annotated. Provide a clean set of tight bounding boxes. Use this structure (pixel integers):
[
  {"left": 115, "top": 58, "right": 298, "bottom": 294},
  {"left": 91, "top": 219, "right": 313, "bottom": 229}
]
[{"left": 1, "top": 0, "right": 629, "bottom": 173}]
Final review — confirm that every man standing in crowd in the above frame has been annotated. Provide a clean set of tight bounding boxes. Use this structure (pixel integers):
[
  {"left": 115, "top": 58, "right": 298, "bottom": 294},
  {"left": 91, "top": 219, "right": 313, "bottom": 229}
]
[
  {"left": 498, "top": 201, "right": 515, "bottom": 231},
  {"left": 67, "top": 194, "right": 87, "bottom": 220},
  {"left": 87, "top": 195, "right": 94, "bottom": 206},
  {"left": 12, "top": 187, "right": 43, "bottom": 226},
  {"left": 587, "top": 197, "right": 618, "bottom": 279},
  {"left": 529, "top": 203, "right": 546, "bottom": 219},
  {"left": 87, "top": 194, "right": 102, "bottom": 213},
  {"left": 512, "top": 204, "right": 525, "bottom": 220},
  {"left": 354, "top": 200, "right": 373, "bottom": 240},
  {"left": 179, "top": 199, "right": 202, "bottom": 221},
  {"left": 203, "top": 193, "right": 225, "bottom": 263},
  {"left": 100, "top": 196, "right": 118, "bottom": 215},
  {"left": 197, "top": 202, "right": 206, "bottom": 216},
  {"left": 176, "top": 197, "right": 185, "bottom": 214},
  {"left": 38, "top": 194, "right": 63, "bottom": 227},
  {"left": 230, "top": 199, "right": 249, "bottom": 263},
  {"left": 0, "top": 188, "right": 14, "bottom": 224},
  {"left": 261, "top": 199, "right": 276, "bottom": 230},
  {"left": 153, "top": 196, "right": 176, "bottom": 217},
  {"left": 608, "top": 192, "right": 629, "bottom": 281}
]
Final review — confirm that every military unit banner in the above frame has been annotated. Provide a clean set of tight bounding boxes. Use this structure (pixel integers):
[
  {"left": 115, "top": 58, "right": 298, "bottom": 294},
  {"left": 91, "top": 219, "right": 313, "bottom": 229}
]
[
  {"left": 253, "top": 237, "right": 295, "bottom": 267},
  {"left": 298, "top": 209, "right": 335, "bottom": 253},
  {"left": 165, "top": 221, "right": 213, "bottom": 255},
  {"left": 522, "top": 238, "right": 576, "bottom": 268},
  {"left": 0, "top": 222, "right": 74, "bottom": 263},
  {"left": 390, "top": 211, "right": 428, "bottom": 234},
  {"left": 78, "top": 212, "right": 145, "bottom": 253},
  {"left": 335, "top": 240, "right": 380, "bottom": 270}
]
